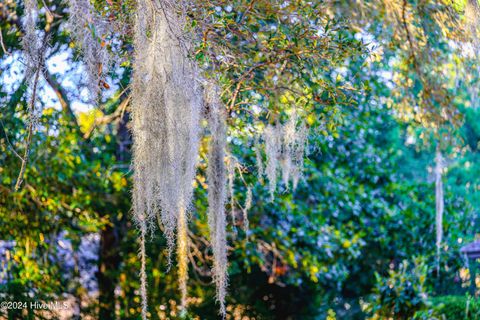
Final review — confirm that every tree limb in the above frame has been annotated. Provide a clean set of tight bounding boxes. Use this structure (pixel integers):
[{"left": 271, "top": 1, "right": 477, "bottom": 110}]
[
  {"left": 44, "top": 69, "right": 80, "bottom": 128},
  {"left": 83, "top": 95, "right": 131, "bottom": 139}
]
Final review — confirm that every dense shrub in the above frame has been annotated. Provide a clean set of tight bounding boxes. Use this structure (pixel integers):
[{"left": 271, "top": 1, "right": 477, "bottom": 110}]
[
  {"left": 422, "top": 295, "right": 480, "bottom": 320},
  {"left": 367, "top": 258, "right": 429, "bottom": 319}
]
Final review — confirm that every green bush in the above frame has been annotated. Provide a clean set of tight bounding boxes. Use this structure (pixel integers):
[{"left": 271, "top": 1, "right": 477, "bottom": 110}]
[
  {"left": 421, "top": 295, "right": 480, "bottom": 320},
  {"left": 367, "top": 258, "right": 429, "bottom": 319}
]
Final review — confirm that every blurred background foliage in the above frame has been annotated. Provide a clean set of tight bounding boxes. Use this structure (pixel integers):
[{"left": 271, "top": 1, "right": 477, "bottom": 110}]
[{"left": 0, "top": 0, "right": 479, "bottom": 319}]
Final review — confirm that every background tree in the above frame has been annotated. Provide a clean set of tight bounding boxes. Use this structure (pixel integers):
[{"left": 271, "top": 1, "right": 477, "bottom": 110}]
[{"left": 0, "top": 0, "right": 478, "bottom": 319}]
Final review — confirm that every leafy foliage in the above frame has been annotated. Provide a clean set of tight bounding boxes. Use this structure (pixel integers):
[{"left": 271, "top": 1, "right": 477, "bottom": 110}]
[
  {"left": 367, "top": 258, "right": 429, "bottom": 319},
  {"left": 0, "top": 0, "right": 478, "bottom": 319},
  {"left": 424, "top": 295, "right": 480, "bottom": 320}
]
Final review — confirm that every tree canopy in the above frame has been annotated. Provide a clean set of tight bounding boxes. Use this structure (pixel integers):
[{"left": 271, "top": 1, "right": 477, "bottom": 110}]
[{"left": 0, "top": 0, "right": 479, "bottom": 319}]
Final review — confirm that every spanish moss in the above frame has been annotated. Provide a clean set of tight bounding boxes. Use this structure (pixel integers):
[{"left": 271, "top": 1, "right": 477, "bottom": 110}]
[
  {"left": 131, "top": 0, "right": 202, "bottom": 316},
  {"left": 205, "top": 83, "right": 228, "bottom": 316},
  {"left": 65, "top": 0, "right": 112, "bottom": 98},
  {"left": 435, "top": 149, "right": 444, "bottom": 275}
]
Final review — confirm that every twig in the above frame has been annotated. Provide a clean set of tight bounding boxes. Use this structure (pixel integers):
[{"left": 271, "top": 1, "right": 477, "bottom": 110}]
[
  {"left": 15, "top": 64, "right": 41, "bottom": 191},
  {"left": 0, "top": 118, "right": 23, "bottom": 161},
  {"left": 41, "top": 0, "right": 54, "bottom": 18},
  {"left": 0, "top": 27, "right": 10, "bottom": 56},
  {"left": 14, "top": 33, "right": 46, "bottom": 192},
  {"left": 237, "top": 0, "right": 257, "bottom": 25},
  {"left": 400, "top": 0, "right": 419, "bottom": 70}
]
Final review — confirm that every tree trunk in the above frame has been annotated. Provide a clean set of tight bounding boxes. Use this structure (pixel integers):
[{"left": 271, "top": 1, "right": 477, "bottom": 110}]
[
  {"left": 97, "top": 110, "right": 130, "bottom": 319},
  {"left": 98, "top": 224, "right": 120, "bottom": 319}
]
